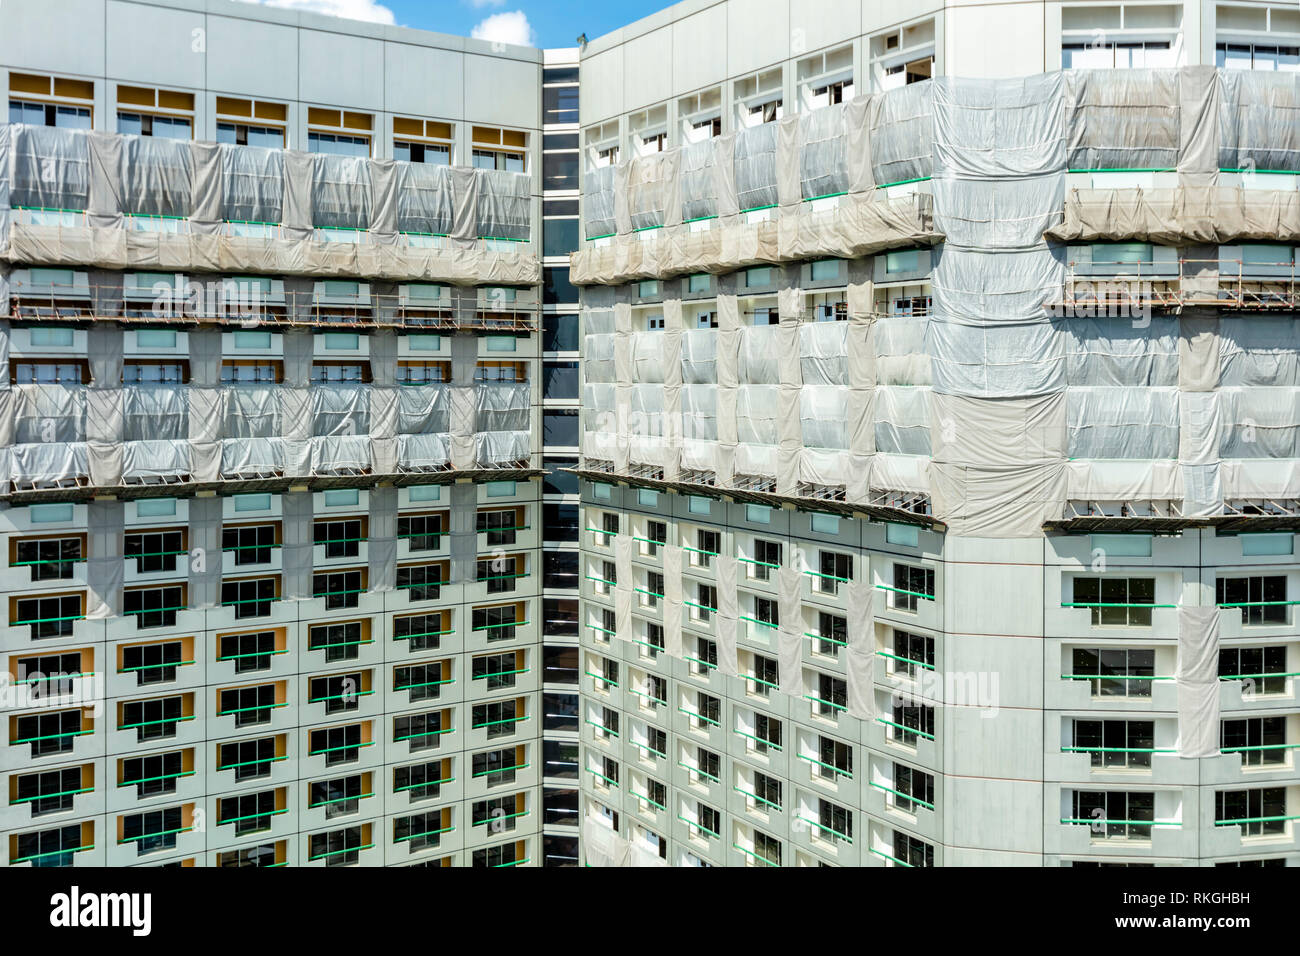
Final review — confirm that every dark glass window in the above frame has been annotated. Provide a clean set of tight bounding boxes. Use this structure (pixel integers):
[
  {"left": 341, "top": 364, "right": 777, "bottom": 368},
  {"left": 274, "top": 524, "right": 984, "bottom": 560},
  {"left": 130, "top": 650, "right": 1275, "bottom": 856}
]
[
  {"left": 543, "top": 503, "right": 579, "bottom": 541},
  {"left": 544, "top": 199, "right": 579, "bottom": 217},
  {"left": 543, "top": 409, "right": 579, "bottom": 447},
  {"left": 543, "top": 645, "right": 579, "bottom": 685},
  {"left": 543, "top": 457, "right": 579, "bottom": 495},
  {"left": 543, "top": 219, "right": 580, "bottom": 258},
  {"left": 543, "top": 87, "right": 579, "bottom": 124},
  {"left": 542, "top": 152, "right": 578, "bottom": 191},
  {"left": 543, "top": 361, "right": 579, "bottom": 400},
  {"left": 543, "top": 133, "right": 579, "bottom": 152},
  {"left": 543, "top": 67, "right": 579, "bottom": 84},
  {"left": 543, "top": 267, "right": 577, "bottom": 305},
  {"left": 543, "top": 314, "right": 579, "bottom": 352},
  {"left": 542, "top": 550, "right": 578, "bottom": 589}
]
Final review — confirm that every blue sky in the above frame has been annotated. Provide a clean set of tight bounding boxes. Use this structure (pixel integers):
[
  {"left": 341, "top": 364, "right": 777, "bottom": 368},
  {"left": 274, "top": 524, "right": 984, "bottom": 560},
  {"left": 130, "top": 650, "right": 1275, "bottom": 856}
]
[{"left": 252, "top": 0, "right": 671, "bottom": 49}]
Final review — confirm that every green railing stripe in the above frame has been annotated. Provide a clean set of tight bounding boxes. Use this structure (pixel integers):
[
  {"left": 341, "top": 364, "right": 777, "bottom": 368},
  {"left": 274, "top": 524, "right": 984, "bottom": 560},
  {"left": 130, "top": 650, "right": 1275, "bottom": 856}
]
[
  {"left": 118, "top": 715, "right": 197, "bottom": 730},
  {"left": 119, "top": 770, "right": 196, "bottom": 788},
  {"left": 1214, "top": 814, "right": 1300, "bottom": 826},
  {"left": 732, "top": 842, "right": 778, "bottom": 866},
  {"left": 10, "top": 785, "right": 94, "bottom": 803},
  {"left": 797, "top": 753, "right": 853, "bottom": 777},
  {"left": 733, "top": 728, "right": 782, "bottom": 751},
  {"left": 876, "top": 650, "right": 934, "bottom": 670},
  {"left": 733, "top": 786, "right": 782, "bottom": 811},
  {"left": 472, "top": 762, "right": 527, "bottom": 778},
  {"left": 219, "top": 808, "right": 288, "bottom": 826},
  {"left": 677, "top": 815, "right": 719, "bottom": 837},
  {"left": 876, "top": 717, "right": 933, "bottom": 740},
  {"left": 877, "top": 585, "right": 934, "bottom": 601},
  {"left": 117, "top": 660, "right": 195, "bottom": 674},
  {"left": 678, "top": 706, "right": 720, "bottom": 726},
  {"left": 868, "top": 781, "right": 934, "bottom": 810}
]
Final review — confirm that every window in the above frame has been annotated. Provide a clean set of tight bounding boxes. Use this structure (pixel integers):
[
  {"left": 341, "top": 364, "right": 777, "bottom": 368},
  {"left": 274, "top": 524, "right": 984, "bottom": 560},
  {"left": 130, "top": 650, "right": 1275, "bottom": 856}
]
[
  {"left": 1070, "top": 647, "right": 1156, "bottom": 697},
  {"left": 543, "top": 84, "right": 579, "bottom": 125},
  {"left": 544, "top": 503, "right": 579, "bottom": 542},
  {"left": 16, "top": 652, "right": 82, "bottom": 697},
  {"left": 309, "top": 826, "right": 367, "bottom": 866},
  {"left": 1062, "top": 40, "right": 1175, "bottom": 69},
  {"left": 475, "top": 604, "right": 521, "bottom": 642},
  {"left": 477, "top": 509, "right": 520, "bottom": 547},
  {"left": 222, "top": 524, "right": 275, "bottom": 566},
  {"left": 395, "top": 662, "right": 445, "bottom": 703},
  {"left": 693, "top": 692, "right": 721, "bottom": 728},
  {"left": 308, "top": 107, "right": 372, "bottom": 157},
  {"left": 894, "top": 830, "right": 934, "bottom": 867},
  {"left": 220, "top": 683, "right": 277, "bottom": 727},
  {"left": 13, "top": 822, "right": 88, "bottom": 867},
  {"left": 15, "top": 710, "right": 82, "bottom": 757},
  {"left": 121, "top": 641, "right": 183, "bottom": 686},
  {"left": 216, "top": 96, "right": 287, "bottom": 148},
  {"left": 1221, "top": 717, "right": 1286, "bottom": 767},
  {"left": 892, "top": 564, "right": 935, "bottom": 612},
  {"left": 750, "top": 539, "right": 781, "bottom": 581},
  {"left": 309, "top": 621, "right": 365, "bottom": 662},
  {"left": 815, "top": 613, "right": 847, "bottom": 657},
  {"left": 543, "top": 646, "right": 579, "bottom": 685},
  {"left": 816, "top": 799, "right": 853, "bottom": 844},
  {"left": 393, "top": 117, "right": 453, "bottom": 164},
  {"left": 314, "top": 570, "right": 363, "bottom": 609},
  {"left": 544, "top": 409, "right": 579, "bottom": 447},
  {"left": 815, "top": 736, "right": 854, "bottom": 780},
  {"left": 695, "top": 583, "right": 718, "bottom": 622},
  {"left": 1217, "top": 42, "right": 1300, "bottom": 71},
  {"left": 125, "top": 529, "right": 184, "bottom": 574},
  {"left": 475, "top": 652, "right": 521, "bottom": 690},
  {"left": 221, "top": 577, "right": 276, "bottom": 619},
  {"left": 310, "top": 724, "right": 363, "bottom": 765},
  {"left": 395, "top": 612, "right": 447, "bottom": 652},
  {"left": 642, "top": 571, "right": 664, "bottom": 608},
  {"left": 474, "top": 795, "right": 522, "bottom": 832},
  {"left": 817, "top": 551, "right": 853, "bottom": 595},
  {"left": 1070, "top": 791, "right": 1154, "bottom": 840},
  {"left": 124, "top": 586, "right": 184, "bottom": 629},
  {"left": 1219, "top": 646, "right": 1288, "bottom": 696},
  {"left": 473, "top": 841, "right": 523, "bottom": 868},
  {"left": 13, "top": 766, "right": 84, "bottom": 815},
  {"left": 1217, "top": 576, "right": 1288, "bottom": 626},
  {"left": 543, "top": 267, "right": 577, "bottom": 305},
  {"left": 1072, "top": 719, "right": 1156, "bottom": 769},
  {"left": 310, "top": 673, "right": 364, "bottom": 714},
  {"left": 12, "top": 362, "right": 87, "bottom": 385},
  {"left": 1072, "top": 577, "right": 1156, "bottom": 626},
  {"left": 219, "top": 790, "right": 278, "bottom": 836},
  {"left": 478, "top": 556, "right": 520, "bottom": 594},
  {"left": 894, "top": 763, "right": 934, "bottom": 813},
  {"left": 122, "top": 695, "right": 185, "bottom": 742},
  {"left": 692, "top": 637, "right": 718, "bottom": 675},
  {"left": 395, "top": 810, "right": 449, "bottom": 851},
  {"left": 754, "top": 596, "right": 779, "bottom": 629},
  {"left": 395, "top": 761, "right": 448, "bottom": 802},
  {"left": 310, "top": 775, "right": 366, "bottom": 819},
  {"left": 754, "top": 714, "right": 782, "bottom": 754},
  {"left": 220, "top": 631, "right": 276, "bottom": 673},
  {"left": 747, "top": 654, "right": 779, "bottom": 698},
  {"left": 218, "top": 736, "right": 278, "bottom": 781},
  {"left": 471, "top": 125, "right": 526, "bottom": 171},
  {"left": 890, "top": 701, "right": 934, "bottom": 745},
  {"left": 13, "top": 536, "right": 82, "bottom": 582},
  {"left": 13, "top": 593, "right": 82, "bottom": 640},
  {"left": 643, "top": 623, "right": 665, "bottom": 659},
  {"left": 121, "top": 806, "right": 185, "bottom": 855},
  {"left": 395, "top": 711, "right": 446, "bottom": 752},
  {"left": 123, "top": 361, "right": 187, "bottom": 385},
  {"left": 474, "top": 699, "right": 520, "bottom": 738},
  {"left": 314, "top": 519, "right": 363, "bottom": 559},
  {"left": 116, "top": 85, "right": 193, "bottom": 139},
  {"left": 474, "top": 747, "right": 523, "bottom": 787},
  {"left": 397, "top": 513, "right": 443, "bottom": 552},
  {"left": 892, "top": 629, "right": 934, "bottom": 678},
  {"left": 8, "top": 72, "right": 94, "bottom": 129},
  {"left": 694, "top": 529, "right": 720, "bottom": 568}
]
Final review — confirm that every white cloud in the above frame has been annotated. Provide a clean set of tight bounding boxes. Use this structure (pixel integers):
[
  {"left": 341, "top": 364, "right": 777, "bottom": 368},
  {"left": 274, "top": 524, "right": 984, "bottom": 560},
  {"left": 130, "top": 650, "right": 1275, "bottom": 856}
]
[
  {"left": 471, "top": 10, "right": 535, "bottom": 48},
  {"left": 247, "top": 0, "right": 396, "bottom": 26}
]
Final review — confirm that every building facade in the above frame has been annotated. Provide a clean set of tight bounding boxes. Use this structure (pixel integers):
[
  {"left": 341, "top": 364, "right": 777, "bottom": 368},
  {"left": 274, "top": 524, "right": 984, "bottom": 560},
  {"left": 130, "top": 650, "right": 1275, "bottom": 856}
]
[
  {"left": 0, "top": 0, "right": 549, "bottom": 867},
  {"left": 3, "top": 0, "right": 1300, "bottom": 870},
  {"left": 572, "top": 0, "right": 1300, "bottom": 867}
]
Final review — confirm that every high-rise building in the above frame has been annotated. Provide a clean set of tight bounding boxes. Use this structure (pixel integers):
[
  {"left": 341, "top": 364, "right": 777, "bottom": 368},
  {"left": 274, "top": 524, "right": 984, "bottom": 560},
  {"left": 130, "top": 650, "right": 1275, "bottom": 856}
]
[
  {"left": 572, "top": 0, "right": 1300, "bottom": 867},
  {"left": 0, "top": 0, "right": 548, "bottom": 868},
  {"left": 3, "top": 0, "right": 1300, "bottom": 870}
]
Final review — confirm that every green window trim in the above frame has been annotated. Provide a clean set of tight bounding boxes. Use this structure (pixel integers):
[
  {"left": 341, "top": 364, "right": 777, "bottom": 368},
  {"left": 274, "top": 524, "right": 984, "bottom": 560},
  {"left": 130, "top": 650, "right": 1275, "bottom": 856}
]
[
  {"left": 583, "top": 670, "right": 618, "bottom": 687},
  {"left": 876, "top": 584, "right": 935, "bottom": 601},
  {"left": 683, "top": 654, "right": 718, "bottom": 671},
  {"left": 308, "top": 689, "right": 376, "bottom": 704},
  {"left": 677, "top": 706, "right": 720, "bottom": 727},
  {"left": 869, "top": 781, "right": 935, "bottom": 810},
  {"left": 474, "top": 667, "right": 529, "bottom": 680},
  {"left": 1219, "top": 671, "right": 1300, "bottom": 680},
  {"left": 1216, "top": 601, "right": 1300, "bottom": 608},
  {"left": 221, "top": 595, "right": 281, "bottom": 608},
  {"left": 394, "top": 825, "right": 454, "bottom": 842},
  {"left": 868, "top": 847, "right": 913, "bottom": 866},
  {"left": 585, "top": 719, "right": 620, "bottom": 738},
  {"left": 676, "top": 761, "right": 719, "bottom": 782},
  {"left": 806, "top": 632, "right": 849, "bottom": 648},
  {"left": 309, "top": 740, "right": 377, "bottom": 756},
  {"left": 743, "top": 674, "right": 779, "bottom": 690},
  {"left": 396, "top": 676, "right": 455, "bottom": 692},
  {"left": 393, "top": 627, "right": 455, "bottom": 641},
  {"left": 472, "top": 715, "right": 529, "bottom": 729},
  {"left": 677, "top": 814, "right": 720, "bottom": 838},
  {"left": 472, "top": 762, "right": 528, "bottom": 778},
  {"left": 1213, "top": 813, "right": 1300, "bottom": 827},
  {"left": 9, "top": 556, "right": 88, "bottom": 567},
  {"left": 393, "top": 777, "right": 454, "bottom": 793},
  {"left": 118, "top": 825, "right": 195, "bottom": 844},
  {"left": 627, "top": 686, "right": 667, "bottom": 705},
  {"left": 737, "top": 556, "right": 780, "bottom": 569},
  {"left": 472, "top": 809, "right": 529, "bottom": 826},
  {"left": 116, "top": 715, "right": 197, "bottom": 731},
  {"left": 217, "top": 702, "right": 289, "bottom": 717},
  {"left": 876, "top": 717, "right": 933, "bottom": 740},
  {"left": 1062, "top": 673, "right": 1172, "bottom": 681},
  {"left": 15, "top": 671, "right": 95, "bottom": 684},
  {"left": 11, "top": 613, "right": 87, "bottom": 627},
  {"left": 493, "top": 857, "right": 529, "bottom": 867},
  {"left": 876, "top": 650, "right": 934, "bottom": 671},
  {"left": 733, "top": 728, "right": 782, "bottom": 751},
  {"left": 12, "top": 843, "right": 94, "bottom": 864},
  {"left": 1061, "top": 746, "right": 1176, "bottom": 754},
  {"left": 803, "top": 568, "right": 849, "bottom": 583},
  {"left": 117, "top": 660, "right": 196, "bottom": 674},
  {"left": 732, "top": 842, "right": 779, "bottom": 866},
  {"left": 218, "top": 755, "right": 289, "bottom": 772},
  {"left": 218, "top": 648, "right": 290, "bottom": 662},
  {"left": 632, "top": 792, "right": 667, "bottom": 811},
  {"left": 804, "top": 694, "right": 847, "bottom": 713},
  {"left": 585, "top": 768, "right": 618, "bottom": 787},
  {"left": 799, "top": 815, "right": 852, "bottom": 843},
  {"left": 393, "top": 728, "right": 454, "bottom": 743},
  {"left": 218, "top": 807, "right": 289, "bottom": 826},
  {"left": 797, "top": 753, "right": 853, "bottom": 778},
  {"left": 10, "top": 785, "right": 95, "bottom": 803},
  {"left": 629, "top": 740, "right": 667, "bottom": 759},
  {"left": 309, "top": 842, "right": 375, "bottom": 861},
  {"left": 739, "top": 615, "right": 778, "bottom": 630},
  {"left": 118, "top": 770, "right": 196, "bottom": 788},
  {"left": 471, "top": 619, "right": 527, "bottom": 632},
  {"left": 733, "top": 786, "right": 782, "bottom": 811},
  {"left": 1219, "top": 743, "right": 1300, "bottom": 753},
  {"left": 309, "top": 791, "right": 374, "bottom": 809}
]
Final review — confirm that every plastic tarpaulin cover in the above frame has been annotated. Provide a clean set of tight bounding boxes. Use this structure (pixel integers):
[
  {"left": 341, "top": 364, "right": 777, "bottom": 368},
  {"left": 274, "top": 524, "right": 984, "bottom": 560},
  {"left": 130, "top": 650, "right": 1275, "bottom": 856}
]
[
  {"left": 123, "top": 386, "right": 187, "bottom": 441},
  {"left": 224, "top": 387, "right": 280, "bottom": 439},
  {"left": 875, "top": 386, "right": 932, "bottom": 456},
  {"left": 123, "top": 136, "right": 192, "bottom": 218},
  {"left": 1063, "top": 70, "right": 1180, "bottom": 171},
  {"left": 800, "top": 103, "right": 849, "bottom": 200},
  {"left": 734, "top": 122, "right": 779, "bottom": 212},
  {"left": 627, "top": 152, "right": 675, "bottom": 231},
  {"left": 221, "top": 144, "right": 283, "bottom": 224},
  {"left": 396, "top": 162, "right": 454, "bottom": 236},
  {"left": 800, "top": 385, "right": 848, "bottom": 449},
  {"left": 397, "top": 385, "right": 450, "bottom": 434},
  {"left": 1061, "top": 316, "right": 1179, "bottom": 386},
  {"left": 1066, "top": 386, "right": 1179, "bottom": 460},
  {"left": 13, "top": 384, "right": 85, "bottom": 442},
  {"left": 680, "top": 138, "right": 718, "bottom": 222},
  {"left": 476, "top": 169, "right": 530, "bottom": 240},
  {"left": 800, "top": 322, "right": 848, "bottom": 385},
  {"left": 870, "top": 81, "right": 933, "bottom": 186},
  {"left": 1218, "top": 70, "right": 1300, "bottom": 173},
  {"left": 680, "top": 330, "right": 717, "bottom": 384},
  {"left": 1219, "top": 388, "right": 1300, "bottom": 458},
  {"left": 475, "top": 382, "right": 529, "bottom": 433},
  {"left": 9, "top": 125, "right": 90, "bottom": 211},
  {"left": 583, "top": 165, "right": 617, "bottom": 238},
  {"left": 311, "top": 385, "right": 370, "bottom": 437},
  {"left": 312, "top": 155, "right": 371, "bottom": 229}
]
